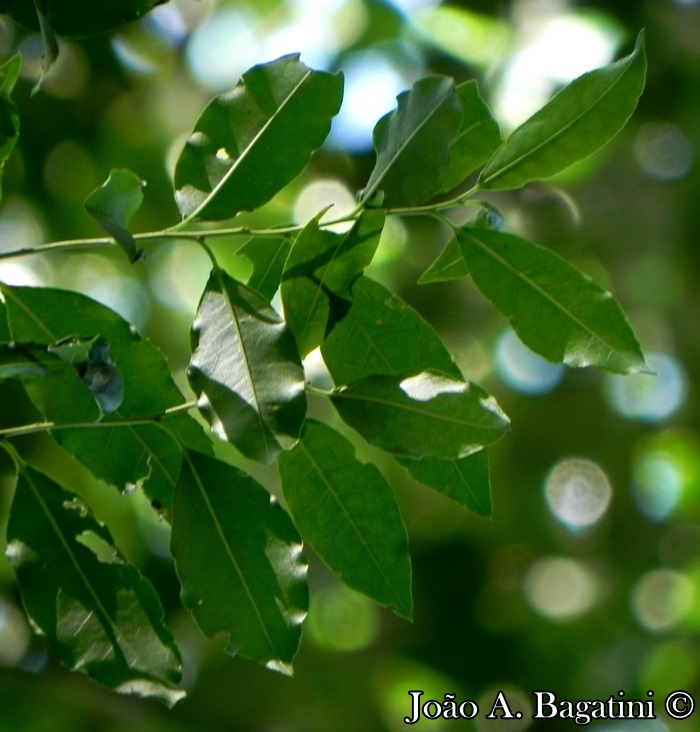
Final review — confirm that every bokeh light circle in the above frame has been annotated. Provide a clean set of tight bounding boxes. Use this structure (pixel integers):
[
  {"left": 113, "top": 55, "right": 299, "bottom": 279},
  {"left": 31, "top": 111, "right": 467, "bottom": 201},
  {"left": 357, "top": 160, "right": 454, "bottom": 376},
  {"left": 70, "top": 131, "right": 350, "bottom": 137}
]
[{"left": 545, "top": 459, "right": 612, "bottom": 529}]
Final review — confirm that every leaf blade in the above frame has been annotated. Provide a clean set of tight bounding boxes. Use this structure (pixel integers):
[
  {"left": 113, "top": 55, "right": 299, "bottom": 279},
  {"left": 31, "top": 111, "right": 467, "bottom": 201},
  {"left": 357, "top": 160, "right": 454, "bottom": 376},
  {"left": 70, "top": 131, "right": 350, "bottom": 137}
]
[
  {"left": 331, "top": 370, "right": 509, "bottom": 460},
  {"left": 281, "top": 210, "right": 385, "bottom": 357},
  {"left": 171, "top": 451, "right": 308, "bottom": 673},
  {"left": 479, "top": 32, "right": 646, "bottom": 190},
  {"left": 0, "top": 54, "right": 21, "bottom": 205},
  {"left": 278, "top": 420, "right": 412, "bottom": 619},
  {"left": 188, "top": 269, "right": 306, "bottom": 463},
  {"left": 361, "top": 76, "right": 463, "bottom": 207},
  {"left": 459, "top": 228, "right": 647, "bottom": 373},
  {"left": 84, "top": 168, "right": 146, "bottom": 263},
  {"left": 174, "top": 55, "right": 343, "bottom": 222},
  {"left": 6, "top": 466, "right": 183, "bottom": 705}
]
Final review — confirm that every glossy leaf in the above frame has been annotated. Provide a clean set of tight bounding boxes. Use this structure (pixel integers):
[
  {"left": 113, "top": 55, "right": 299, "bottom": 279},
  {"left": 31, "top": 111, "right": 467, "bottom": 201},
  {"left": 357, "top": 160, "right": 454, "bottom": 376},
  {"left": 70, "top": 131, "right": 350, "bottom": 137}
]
[
  {"left": 84, "top": 169, "right": 146, "bottom": 263},
  {"left": 321, "top": 276, "right": 460, "bottom": 385},
  {"left": 418, "top": 207, "right": 504, "bottom": 285},
  {"left": 321, "top": 277, "right": 492, "bottom": 515},
  {"left": 399, "top": 450, "right": 491, "bottom": 516},
  {"left": 281, "top": 210, "right": 385, "bottom": 357},
  {"left": 438, "top": 80, "right": 502, "bottom": 193},
  {"left": 171, "top": 451, "right": 307, "bottom": 674},
  {"left": 479, "top": 32, "right": 646, "bottom": 190},
  {"left": 0, "top": 54, "right": 21, "bottom": 205},
  {"left": 458, "top": 228, "right": 648, "bottom": 373},
  {"left": 361, "top": 76, "right": 462, "bottom": 207},
  {"left": 278, "top": 420, "right": 412, "bottom": 619},
  {"left": 0, "top": 0, "right": 166, "bottom": 38},
  {"left": 239, "top": 237, "right": 291, "bottom": 301},
  {"left": 0, "top": 284, "right": 212, "bottom": 514},
  {"left": 6, "top": 466, "right": 183, "bottom": 705},
  {"left": 331, "top": 370, "right": 509, "bottom": 460},
  {"left": 174, "top": 55, "right": 343, "bottom": 222},
  {"left": 188, "top": 268, "right": 306, "bottom": 463}
]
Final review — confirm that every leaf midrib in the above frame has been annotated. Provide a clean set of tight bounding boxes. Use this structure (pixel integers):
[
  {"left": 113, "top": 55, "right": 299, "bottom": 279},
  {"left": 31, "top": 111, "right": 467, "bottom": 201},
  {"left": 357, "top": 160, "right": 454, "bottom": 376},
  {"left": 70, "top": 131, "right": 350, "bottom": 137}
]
[
  {"left": 184, "top": 68, "right": 313, "bottom": 223},
  {"left": 479, "top": 46, "right": 639, "bottom": 188},
  {"left": 463, "top": 231, "right": 637, "bottom": 369},
  {"left": 296, "top": 440, "right": 408, "bottom": 613}
]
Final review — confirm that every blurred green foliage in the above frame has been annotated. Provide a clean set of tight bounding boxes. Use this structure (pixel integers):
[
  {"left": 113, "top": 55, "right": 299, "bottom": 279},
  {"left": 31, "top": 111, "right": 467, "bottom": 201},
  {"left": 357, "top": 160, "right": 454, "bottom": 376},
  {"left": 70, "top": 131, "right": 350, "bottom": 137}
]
[{"left": 1, "top": 0, "right": 699, "bottom": 729}]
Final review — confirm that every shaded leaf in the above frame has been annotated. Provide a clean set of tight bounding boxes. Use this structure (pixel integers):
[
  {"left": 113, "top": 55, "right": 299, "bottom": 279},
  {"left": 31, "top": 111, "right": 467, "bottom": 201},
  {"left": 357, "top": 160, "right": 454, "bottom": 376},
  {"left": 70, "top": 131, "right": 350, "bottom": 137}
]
[
  {"left": 278, "top": 420, "right": 412, "bottom": 619},
  {"left": 31, "top": 0, "right": 59, "bottom": 93},
  {"left": 321, "top": 276, "right": 460, "bottom": 385},
  {"left": 281, "top": 210, "right": 385, "bottom": 357},
  {"left": 399, "top": 450, "right": 491, "bottom": 517},
  {"left": 479, "top": 32, "right": 646, "bottom": 190},
  {"left": 361, "top": 76, "right": 462, "bottom": 207},
  {"left": 0, "top": 284, "right": 212, "bottom": 515},
  {"left": 84, "top": 169, "right": 146, "bottom": 263},
  {"left": 458, "top": 228, "right": 648, "bottom": 373},
  {"left": 418, "top": 207, "right": 504, "bottom": 285},
  {"left": 239, "top": 237, "right": 291, "bottom": 301},
  {"left": 171, "top": 451, "right": 307, "bottom": 674},
  {"left": 1, "top": 0, "right": 167, "bottom": 38},
  {"left": 0, "top": 54, "right": 21, "bottom": 205},
  {"left": 174, "top": 55, "right": 343, "bottom": 222},
  {"left": 331, "top": 370, "right": 509, "bottom": 460},
  {"left": 188, "top": 268, "right": 306, "bottom": 463},
  {"left": 438, "top": 80, "right": 502, "bottom": 193},
  {"left": 0, "top": 342, "right": 55, "bottom": 380},
  {"left": 0, "top": 301, "right": 9, "bottom": 342},
  {"left": 6, "top": 465, "right": 183, "bottom": 705},
  {"left": 321, "top": 277, "right": 492, "bottom": 515}
]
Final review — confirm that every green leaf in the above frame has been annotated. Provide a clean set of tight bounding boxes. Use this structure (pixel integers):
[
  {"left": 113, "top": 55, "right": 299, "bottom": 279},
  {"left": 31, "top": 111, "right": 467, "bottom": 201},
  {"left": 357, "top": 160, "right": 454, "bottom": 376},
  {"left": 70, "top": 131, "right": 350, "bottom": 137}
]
[
  {"left": 1, "top": 0, "right": 166, "bottom": 38},
  {"left": 188, "top": 268, "right": 306, "bottom": 463},
  {"left": 239, "top": 237, "right": 291, "bottom": 302},
  {"left": 399, "top": 450, "right": 491, "bottom": 517},
  {"left": 321, "top": 276, "right": 461, "bottom": 385},
  {"left": 418, "top": 207, "right": 504, "bottom": 285},
  {"left": 478, "top": 32, "right": 646, "bottom": 190},
  {"left": 0, "top": 54, "right": 21, "bottom": 205},
  {"left": 458, "top": 228, "right": 648, "bottom": 374},
  {"left": 6, "top": 465, "right": 183, "bottom": 705},
  {"left": 171, "top": 451, "right": 307, "bottom": 674},
  {"left": 321, "top": 277, "right": 492, "bottom": 515},
  {"left": 438, "top": 80, "right": 502, "bottom": 194},
  {"left": 84, "top": 169, "right": 146, "bottom": 263},
  {"left": 31, "top": 0, "right": 59, "bottom": 93},
  {"left": 278, "top": 420, "right": 412, "bottom": 619},
  {"left": 0, "top": 300, "right": 9, "bottom": 342},
  {"left": 361, "top": 76, "right": 463, "bottom": 207},
  {"left": 0, "top": 285, "right": 212, "bottom": 514},
  {"left": 281, "top": 210, "right": 385, "bottom": 357},
  {"left": 174, "top": 55, "right": 343, "bottom": 222},
  {"left": 0, "top": 343, "right": 55, "bottom": 380},
  {"left": 331, "top": 370, "right": 509, "bottom": 460}
]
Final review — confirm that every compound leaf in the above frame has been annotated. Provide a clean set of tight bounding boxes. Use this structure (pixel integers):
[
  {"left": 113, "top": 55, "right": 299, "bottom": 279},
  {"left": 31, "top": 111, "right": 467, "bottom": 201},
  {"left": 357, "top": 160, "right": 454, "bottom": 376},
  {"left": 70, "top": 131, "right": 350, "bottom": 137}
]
[
  {"left": 459, "top": 228, "right": 648, "bottom": 374},
  {"left": 479, "top": 32, "right": 646, "bottom": 190},
  {"left": 174, "top": 55, "right": 343, "bottom": 222},
  {"left": 171, "top": 451, "right": 307, "bottom": 674},
  {"left": 84, "top": 169, "right": 146, "bottom": 263},
  {"left": 188, "top": 268, "right": 306, "bottom": 463},
  {"left": 281, "top": 210, "right": 385, "bottom": 358},
  {"left": 278, "top": 420, "right": 412, "bottom": 619},
  {"left": 331, "top": 370, "right": 509, "bottom": 461},
  {"left": 6, "top": 465, "right": 183, "bottom": 705},
  {"left": 361, "top": 76, "right": 462, "bottom": 207}
]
